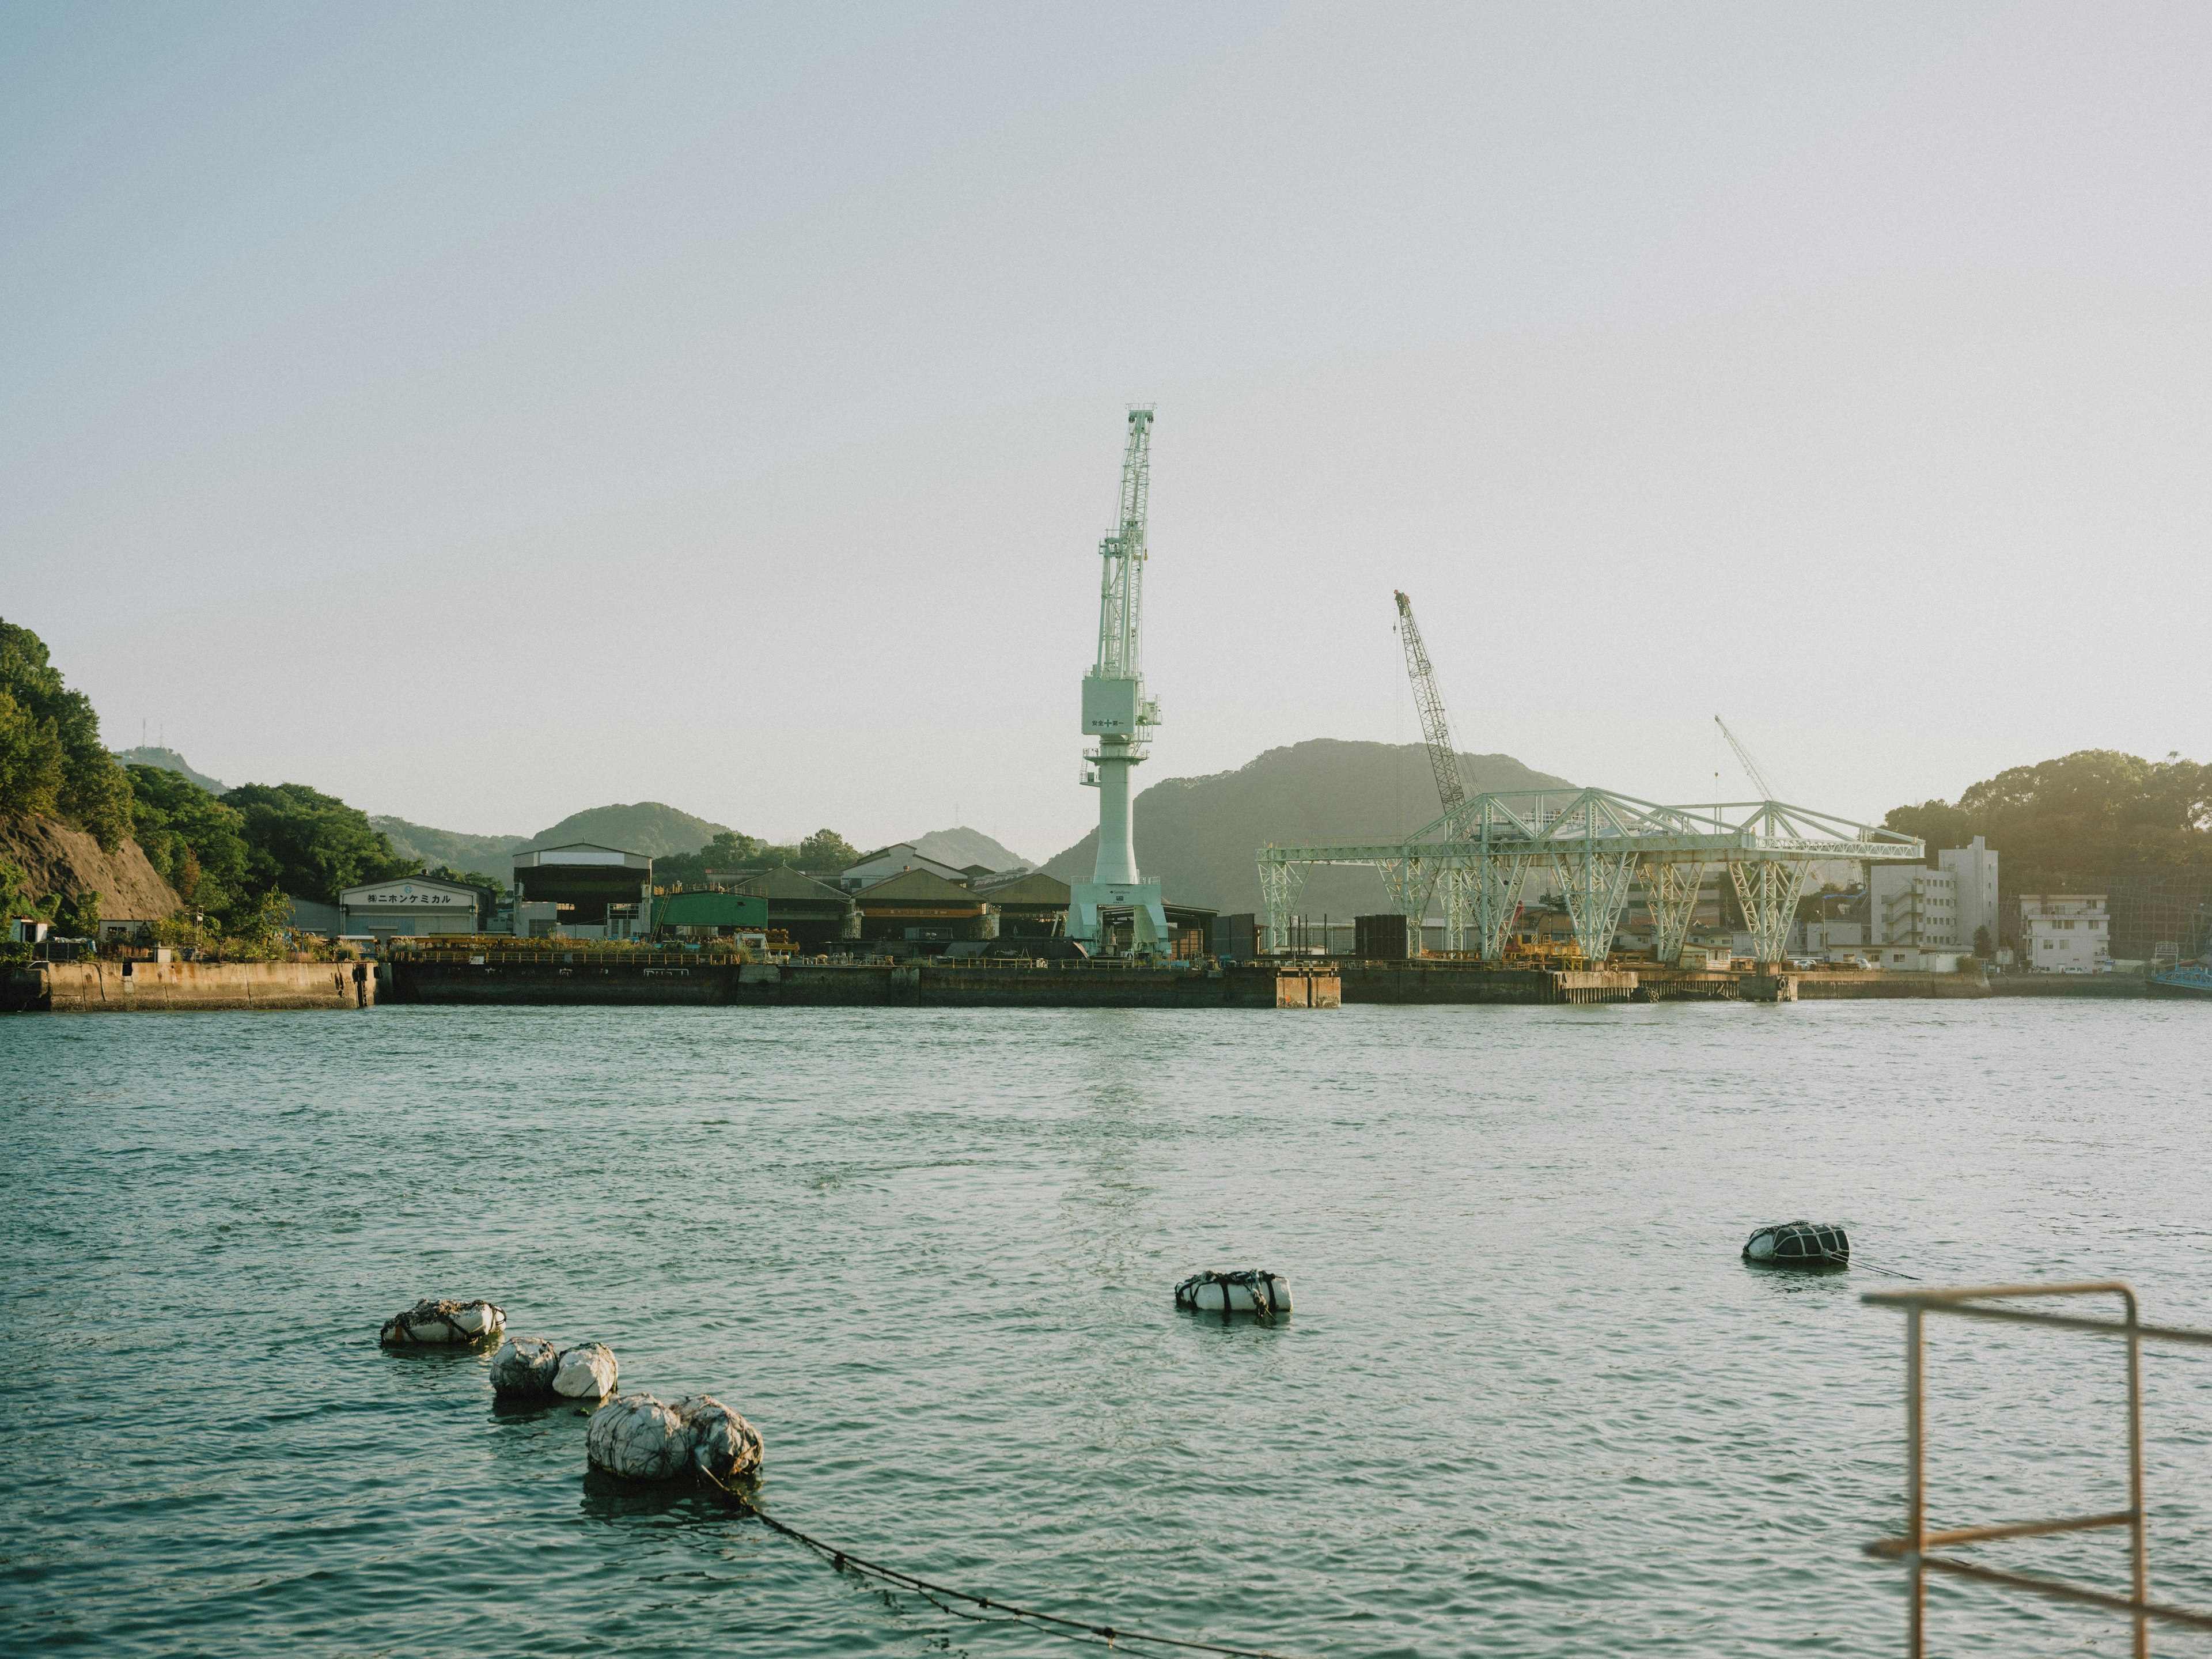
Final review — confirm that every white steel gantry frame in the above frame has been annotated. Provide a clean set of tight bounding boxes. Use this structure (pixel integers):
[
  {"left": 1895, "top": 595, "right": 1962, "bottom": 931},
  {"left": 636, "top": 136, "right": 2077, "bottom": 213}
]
[{"left": 1257, "top": 789, "right": 1923, "bottom": 965}]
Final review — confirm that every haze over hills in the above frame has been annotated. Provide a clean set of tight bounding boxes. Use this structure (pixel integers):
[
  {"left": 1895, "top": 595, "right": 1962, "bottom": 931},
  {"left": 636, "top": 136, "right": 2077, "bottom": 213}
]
[
  {"left": 1041, "top": 739, "right": 1574, "bottom": 916},
  {"left": 371, "top": 818, "right": 529, "bottom": 872}
]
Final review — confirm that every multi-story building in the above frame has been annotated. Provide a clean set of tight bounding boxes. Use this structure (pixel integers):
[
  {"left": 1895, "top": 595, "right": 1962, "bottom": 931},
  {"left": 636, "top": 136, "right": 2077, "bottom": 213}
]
[
  {"left": 1870, "top": 864, "right": 1962, "bottom": 949},
  {"left": 1938, "top": 835, "right": 2001, "bottom": 954},
  {"left": 2018, "top": 894, "right": 2110, "bottom": 971}
]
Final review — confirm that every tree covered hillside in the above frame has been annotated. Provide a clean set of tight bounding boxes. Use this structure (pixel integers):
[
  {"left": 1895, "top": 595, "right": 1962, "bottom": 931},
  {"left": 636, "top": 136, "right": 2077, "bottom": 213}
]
[
  {"left": 1, "top": 618, "right": 133, "bottom": 849},
  {"left": 1885, "top": 750, "right": 2212, "bottom": 891}
]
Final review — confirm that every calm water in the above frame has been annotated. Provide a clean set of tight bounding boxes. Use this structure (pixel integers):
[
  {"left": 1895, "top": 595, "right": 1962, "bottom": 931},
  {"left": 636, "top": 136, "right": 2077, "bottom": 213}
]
[{"left": 5, "top": 1001, "right": 2210, "bottom": 1657}]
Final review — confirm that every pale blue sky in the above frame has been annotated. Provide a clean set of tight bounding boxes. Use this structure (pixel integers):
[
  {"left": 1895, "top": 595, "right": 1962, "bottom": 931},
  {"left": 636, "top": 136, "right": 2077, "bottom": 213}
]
[{"left": 5, "top": 4, "right": 2207, "bottom": 857}]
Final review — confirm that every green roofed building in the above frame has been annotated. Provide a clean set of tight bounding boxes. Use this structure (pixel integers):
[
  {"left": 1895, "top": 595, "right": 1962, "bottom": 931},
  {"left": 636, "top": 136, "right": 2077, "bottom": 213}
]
[{"left": 653, "top": 891, "right": 768, "bottom": 934}]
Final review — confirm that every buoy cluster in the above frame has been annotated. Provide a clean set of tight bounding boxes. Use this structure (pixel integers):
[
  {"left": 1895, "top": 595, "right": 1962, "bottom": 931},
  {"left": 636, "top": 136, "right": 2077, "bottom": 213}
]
[
  {"left": 378, "top": 1296, "right": 762, "bottom": 1485},
  {"left": 490, "top": 1334, "right": 620, "bottom": 1401}
]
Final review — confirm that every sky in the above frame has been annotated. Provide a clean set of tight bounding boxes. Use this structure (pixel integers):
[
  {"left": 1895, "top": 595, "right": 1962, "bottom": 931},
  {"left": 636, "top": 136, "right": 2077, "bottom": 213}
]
[{"left": 5, "top": 3, "right": 2209, "bottom": 861}]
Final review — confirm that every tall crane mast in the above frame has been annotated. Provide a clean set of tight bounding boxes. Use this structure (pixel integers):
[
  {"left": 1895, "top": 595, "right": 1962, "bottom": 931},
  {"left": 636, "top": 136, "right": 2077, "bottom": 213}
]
[
  {"left": 1395, "top": 590, "right": 1466, "bottom": 814},
  {"left": 1069, "top": 407, "right": 1169, "bottom": 952},
  {"left": 1714, "top": 715, "right": 1779, "bottom": 801}
]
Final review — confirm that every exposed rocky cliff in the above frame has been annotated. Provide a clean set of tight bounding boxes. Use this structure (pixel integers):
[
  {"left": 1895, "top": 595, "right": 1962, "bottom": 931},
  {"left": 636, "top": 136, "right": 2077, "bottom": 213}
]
[{"left": 0, "top": 815, "right": 183, "bottom": 921}]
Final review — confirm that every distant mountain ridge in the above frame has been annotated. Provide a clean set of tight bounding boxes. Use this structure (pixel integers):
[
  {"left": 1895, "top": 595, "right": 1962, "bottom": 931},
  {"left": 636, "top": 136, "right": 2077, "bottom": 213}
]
[
  {"left": 113, "top": 747, "right": 227, "bottom": 796},
  {"left": 520, "top": 801, "right": 734, "bottom": 859},
  {"left": 372, "top": 817, "right": 529, "bottom": 872},
  {"left": 1041, "top": 738, "right": 1574, "bottom": 915},
  {"left": 910, "top": 827, "right": 1032, "bottom": 873}
]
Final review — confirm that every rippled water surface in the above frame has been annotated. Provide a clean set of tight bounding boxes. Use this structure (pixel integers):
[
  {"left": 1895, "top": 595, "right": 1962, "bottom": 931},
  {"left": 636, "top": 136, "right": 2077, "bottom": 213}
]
[{"left": 6, "top": 1000, "right": 2211, "bottom": 1657}]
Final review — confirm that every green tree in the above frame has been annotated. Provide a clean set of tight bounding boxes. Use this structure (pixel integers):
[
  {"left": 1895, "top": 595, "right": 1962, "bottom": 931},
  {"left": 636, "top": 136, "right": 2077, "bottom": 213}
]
[
  {"left": 221, "top": 781, "right": 414, "bottom": 903},
  {"left": 0, "top": 858, "right": 57, "bottom": 925},
  {"left": 0, "top": 620, "right": 132, "bottom": 848},
  {"left": 53, "top": 887, "right": 101, "bottom": 938},
  {"left": 126, "top": 765, "right": 252, "bottom": 916},
  {"left": 791, "top": 828, "right": 860, "bottom": 873}
]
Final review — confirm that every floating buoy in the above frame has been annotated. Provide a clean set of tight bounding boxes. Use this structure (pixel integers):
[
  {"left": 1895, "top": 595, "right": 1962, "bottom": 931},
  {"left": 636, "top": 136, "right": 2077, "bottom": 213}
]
[
  {"left": 1742, "top": 1221, "right": 1849, "bottom": 1268},
  {"left": 553, "top": 1342, "right": 619, "bottom": 1399},
  {"left": 586, "top": 1391, "right": 764, "bottom": 1482},
  {"left": 379, "top": 1298, "right": 506, "bottom": 1346},
  {"left": 490, "top": 1335, "right": 562, "bottom": 1397},
  {"left": 1173, "top": 1270, "right": 1290, "bottom": 1317}
]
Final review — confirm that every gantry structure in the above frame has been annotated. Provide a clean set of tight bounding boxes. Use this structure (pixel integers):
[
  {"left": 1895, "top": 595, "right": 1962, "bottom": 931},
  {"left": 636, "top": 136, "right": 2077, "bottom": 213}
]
[{"left": 1257, "top": 790, "right": 1925, "bottom": 965}]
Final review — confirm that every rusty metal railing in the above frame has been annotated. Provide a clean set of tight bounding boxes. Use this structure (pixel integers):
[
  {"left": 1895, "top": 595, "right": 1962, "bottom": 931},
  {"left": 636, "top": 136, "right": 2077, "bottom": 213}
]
[{"left": 1863, "top": 1281, "right": 2212, "bottom": 1656}]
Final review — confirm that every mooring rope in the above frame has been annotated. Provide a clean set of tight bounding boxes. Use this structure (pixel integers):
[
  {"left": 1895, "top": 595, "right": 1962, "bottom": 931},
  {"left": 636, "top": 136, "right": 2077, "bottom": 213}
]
[{"left": 699, "top": 1472, "right": 1315, "bottom": 1658}]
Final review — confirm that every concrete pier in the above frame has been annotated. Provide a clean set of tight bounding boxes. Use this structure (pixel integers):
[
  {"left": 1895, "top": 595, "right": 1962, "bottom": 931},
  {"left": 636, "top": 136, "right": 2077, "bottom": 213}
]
[{"left": 5, "top": 959, "right": 375, "bottom": 1013}]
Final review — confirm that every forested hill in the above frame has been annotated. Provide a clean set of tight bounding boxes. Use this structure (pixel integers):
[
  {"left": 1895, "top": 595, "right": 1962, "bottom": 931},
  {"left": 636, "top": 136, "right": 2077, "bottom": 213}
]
[
  {"left": 519, "top": 801, "right": 735, "bottom": 859},
  {"left": 372, "top": 817, "right": 528, "bottom": 870},
  {"left": 1041, "top": 739, "right": 1574, "bottom": 916}
]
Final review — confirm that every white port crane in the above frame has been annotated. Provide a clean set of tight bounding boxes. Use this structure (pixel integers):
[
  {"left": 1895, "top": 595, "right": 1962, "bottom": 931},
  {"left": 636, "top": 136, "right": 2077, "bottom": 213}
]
[{"left": 1067, "top": 408, "right": 1171, "bottom": 953}]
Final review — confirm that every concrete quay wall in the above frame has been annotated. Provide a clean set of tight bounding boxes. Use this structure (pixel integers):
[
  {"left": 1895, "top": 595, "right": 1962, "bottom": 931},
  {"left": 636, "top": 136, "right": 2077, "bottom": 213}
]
[
  {"left": 390, "top": 957, "right": 1339, "bottom": 1010},
  {"left": 1336, "top": 963, "right": 1639, "bottom": 1004},
  {"left": 7, "top": 960, "right": 373, "bottom": 1013}
]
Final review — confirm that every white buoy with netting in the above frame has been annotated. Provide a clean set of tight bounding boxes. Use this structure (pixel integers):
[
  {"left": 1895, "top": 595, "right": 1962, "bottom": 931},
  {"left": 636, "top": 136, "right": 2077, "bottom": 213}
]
[
  {"left": 1173, "top": 1270, "right": 1290, "bottom": 1316},
  {"left": 490, "top": 1335, "right": 561, "bottom": 1397},
  {"left": 586, "top": 1392, "right": 764, "bottom": 1482},
  {"left": 378, "top": 1298, "right": 505, "bottom": 1346},
  {"left": 553, "top": 1342, "right": 619, "bottom": 1399}
]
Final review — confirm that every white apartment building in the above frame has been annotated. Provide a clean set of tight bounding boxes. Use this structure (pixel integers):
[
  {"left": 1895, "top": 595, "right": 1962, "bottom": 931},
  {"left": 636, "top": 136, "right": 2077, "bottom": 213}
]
[
  {"left": 2018, "top": 893, "right": 2111, "bottom": 971},
  {"left": 1937, "top": 835, "right": 2001, "bottom": 953}
]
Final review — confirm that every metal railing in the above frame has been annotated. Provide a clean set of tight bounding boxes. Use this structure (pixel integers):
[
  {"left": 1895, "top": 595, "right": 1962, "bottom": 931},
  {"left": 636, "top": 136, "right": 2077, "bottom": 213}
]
[{"left": 1863, "top": 1282, "right": 2212, "bottom": 1656}]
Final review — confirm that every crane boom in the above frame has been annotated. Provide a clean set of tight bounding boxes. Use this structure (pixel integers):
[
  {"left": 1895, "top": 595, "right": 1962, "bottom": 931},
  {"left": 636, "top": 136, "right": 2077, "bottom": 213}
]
[
  {"left": 1093, "top": 408, "right": 1153, "bottom": 681},
  {"left": 1714, "top": 715, "right": 1779, "bottom": 801},
  {"left": 1395, "top": 590, "right": 1465, "bottom": 813}
]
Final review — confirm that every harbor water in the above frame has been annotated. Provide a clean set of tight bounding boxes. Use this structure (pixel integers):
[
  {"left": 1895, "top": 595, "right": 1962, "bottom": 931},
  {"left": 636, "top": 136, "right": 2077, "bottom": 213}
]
[{"left": 5, "top": 1001, "right": 2210, "bottom": 1657}]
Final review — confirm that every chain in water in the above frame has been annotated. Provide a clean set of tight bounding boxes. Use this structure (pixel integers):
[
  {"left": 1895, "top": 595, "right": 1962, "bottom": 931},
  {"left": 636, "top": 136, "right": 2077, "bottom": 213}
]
[{"left": 700, "top": 1475, "right": 1315, "bottom": 1658}]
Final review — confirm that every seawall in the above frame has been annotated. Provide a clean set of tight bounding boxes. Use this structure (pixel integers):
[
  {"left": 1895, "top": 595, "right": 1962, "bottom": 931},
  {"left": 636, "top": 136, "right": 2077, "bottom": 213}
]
[
  {"left": 5, "top": 960, "right": 374, "bottom": 1013},
  {"left": 389, "top": 955, "right": 1342, "bottom": 1009}
]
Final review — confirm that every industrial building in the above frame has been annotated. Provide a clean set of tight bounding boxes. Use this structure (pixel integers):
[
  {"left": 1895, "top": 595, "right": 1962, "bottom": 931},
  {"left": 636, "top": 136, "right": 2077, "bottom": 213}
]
[
  {"left": 967, "top": 870, "right": 1072, "bottom": 936},
  {"left": 853, "top": 868, "right": 995, "bottom": 947},
  {"left": 726, "top": 866, "right": 858, "bottom": 950},
  {"left": 838, "top": 844, "right": 990, "bottom": 891},
  {"left": 653, "top": 890, "right": 768, "bottom": 938},
  {"left": 339, "top": 873, "right": 486, "bottom": 941},
  {"left": 512, "top": 843, "right": 653, "bottom": 940}
]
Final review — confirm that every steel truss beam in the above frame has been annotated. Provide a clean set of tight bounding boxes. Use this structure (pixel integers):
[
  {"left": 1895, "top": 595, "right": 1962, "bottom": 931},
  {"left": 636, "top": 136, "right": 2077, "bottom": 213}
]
[
  {"left": 1256, "top": 789, "right": 1922, "bottom": 961},
  {"left": 1730, "top": 858, "right": 1811, "bottom": 965},
  {"left": 1643, "top": 858, "right": 1710, "bottom": 967},
  {"left": 1374, "top": 854, "right": 1435, "bottom": 956},
  {"left": 1257, "top": 852, "right": 1308, "bottom": 955}
]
